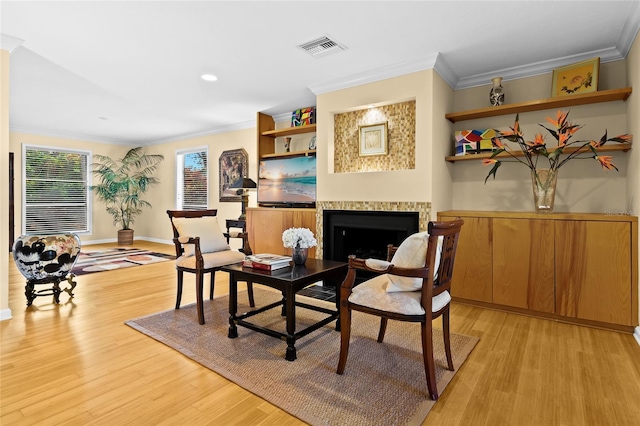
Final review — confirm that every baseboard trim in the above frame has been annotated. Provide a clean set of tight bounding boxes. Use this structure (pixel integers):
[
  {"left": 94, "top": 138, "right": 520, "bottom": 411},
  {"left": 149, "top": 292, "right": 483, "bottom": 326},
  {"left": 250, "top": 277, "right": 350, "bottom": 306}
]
[
  {"left": 634, "top": 327, "right": 640, "bottom": 346},
  {"left": 0, "top": 308, "right": 13, "bottom": 321}
]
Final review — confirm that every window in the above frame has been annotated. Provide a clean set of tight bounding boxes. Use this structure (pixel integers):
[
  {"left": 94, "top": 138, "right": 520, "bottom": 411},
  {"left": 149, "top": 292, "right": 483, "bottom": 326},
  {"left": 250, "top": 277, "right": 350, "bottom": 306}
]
[
  {"left": 23, "top": 145, "right": 90, "bottom": 234},
  {"left": 177, "top": 148, "right": 208, "bottom": 210}
]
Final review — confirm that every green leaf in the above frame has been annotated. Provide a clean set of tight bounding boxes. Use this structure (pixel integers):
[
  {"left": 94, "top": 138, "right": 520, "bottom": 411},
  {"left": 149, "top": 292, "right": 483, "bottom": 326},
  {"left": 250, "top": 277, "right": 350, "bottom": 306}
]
[{"left": 484, "top": 161, "right": 502, "bottom": 184}]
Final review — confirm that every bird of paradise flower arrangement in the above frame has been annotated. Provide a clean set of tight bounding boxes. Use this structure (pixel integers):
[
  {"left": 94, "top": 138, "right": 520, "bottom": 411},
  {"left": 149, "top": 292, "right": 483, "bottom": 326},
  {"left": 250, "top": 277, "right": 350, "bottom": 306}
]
[{"left": 483, "top": 110, "right": 632, "bottom": 212}]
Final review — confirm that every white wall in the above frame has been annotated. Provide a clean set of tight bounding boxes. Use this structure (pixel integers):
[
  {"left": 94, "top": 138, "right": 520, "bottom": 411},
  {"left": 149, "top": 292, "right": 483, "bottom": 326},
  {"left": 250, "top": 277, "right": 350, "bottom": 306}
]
[{"left": 1, "top": 49, "right": 11, "bottom": 320}]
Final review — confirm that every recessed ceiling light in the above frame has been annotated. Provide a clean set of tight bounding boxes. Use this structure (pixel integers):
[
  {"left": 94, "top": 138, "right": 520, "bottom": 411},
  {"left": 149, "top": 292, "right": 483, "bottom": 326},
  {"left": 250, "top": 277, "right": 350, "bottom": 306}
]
[{"left": 201, "top": 74, "right": 218, "bottom": 82}]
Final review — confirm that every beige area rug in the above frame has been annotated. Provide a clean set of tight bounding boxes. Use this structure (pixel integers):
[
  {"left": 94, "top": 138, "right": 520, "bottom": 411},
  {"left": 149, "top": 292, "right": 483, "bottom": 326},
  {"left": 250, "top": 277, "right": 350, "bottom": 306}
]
[{"left": 126, "top": 288, "right": 478, "bottom": 426}]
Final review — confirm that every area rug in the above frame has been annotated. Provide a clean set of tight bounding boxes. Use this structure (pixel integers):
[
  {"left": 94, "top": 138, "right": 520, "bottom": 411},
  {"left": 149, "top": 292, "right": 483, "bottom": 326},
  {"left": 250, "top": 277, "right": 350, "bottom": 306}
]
[
  {"left": 126, "top": 288, "right": 478, "bottom": 426},
  {"left": 72, "top": 248, "right": 174, "bottom": 276}
]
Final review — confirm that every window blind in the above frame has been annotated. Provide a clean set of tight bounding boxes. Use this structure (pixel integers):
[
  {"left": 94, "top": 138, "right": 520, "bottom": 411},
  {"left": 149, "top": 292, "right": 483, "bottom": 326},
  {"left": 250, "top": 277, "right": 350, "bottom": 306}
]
[
  {"left": 177, "top": 149, "right": 208, "bottom": 210},
  {"left": 24, "top": 146, "right": 89, "bottom": 234}
]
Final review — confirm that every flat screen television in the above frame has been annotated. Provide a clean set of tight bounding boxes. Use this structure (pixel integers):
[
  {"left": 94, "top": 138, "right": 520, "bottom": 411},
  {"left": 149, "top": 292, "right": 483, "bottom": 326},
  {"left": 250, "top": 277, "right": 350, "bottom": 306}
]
[{"left": 258, "top": 155, "right": 316, "bottom": 207}]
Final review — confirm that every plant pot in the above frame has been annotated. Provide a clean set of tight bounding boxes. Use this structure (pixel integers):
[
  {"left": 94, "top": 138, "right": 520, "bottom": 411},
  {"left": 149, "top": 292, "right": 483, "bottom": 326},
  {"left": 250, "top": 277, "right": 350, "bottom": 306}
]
[{"left": 118, "top": 229, "right": 134, "bottom": 246}]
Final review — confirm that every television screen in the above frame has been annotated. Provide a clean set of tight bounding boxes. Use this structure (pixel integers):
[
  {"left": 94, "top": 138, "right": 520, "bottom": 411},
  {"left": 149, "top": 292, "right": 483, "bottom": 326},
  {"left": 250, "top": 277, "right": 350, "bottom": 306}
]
[{"left": 258, "top": 155, "right": 316, "bottom": 207}]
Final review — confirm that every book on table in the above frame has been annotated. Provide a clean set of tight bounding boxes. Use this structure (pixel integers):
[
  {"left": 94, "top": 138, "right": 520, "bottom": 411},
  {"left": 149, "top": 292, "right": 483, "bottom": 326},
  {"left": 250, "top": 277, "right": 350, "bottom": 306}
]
[{"left": 243, "top": 253, "right": 292, "bottom": 270}]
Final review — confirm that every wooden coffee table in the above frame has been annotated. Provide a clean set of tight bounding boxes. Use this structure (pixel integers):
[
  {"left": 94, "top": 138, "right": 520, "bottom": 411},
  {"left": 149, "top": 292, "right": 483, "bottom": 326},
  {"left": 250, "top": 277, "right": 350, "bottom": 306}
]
[{"left": 222, "top": 259, "right": 347, "bottom": 361}]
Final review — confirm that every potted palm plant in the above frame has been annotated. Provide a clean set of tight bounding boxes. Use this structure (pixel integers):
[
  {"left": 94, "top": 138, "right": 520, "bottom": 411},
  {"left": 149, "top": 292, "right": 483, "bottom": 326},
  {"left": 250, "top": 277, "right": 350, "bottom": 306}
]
[{"left": 90, "top": 147, "right": 165, "bottom": 245}]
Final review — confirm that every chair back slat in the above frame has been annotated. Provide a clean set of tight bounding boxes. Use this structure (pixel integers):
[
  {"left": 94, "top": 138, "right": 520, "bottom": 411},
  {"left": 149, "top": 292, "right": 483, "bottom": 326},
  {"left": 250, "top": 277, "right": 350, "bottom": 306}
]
[{"left": 423, "top": 219, "right": 463, "bottom": 304}]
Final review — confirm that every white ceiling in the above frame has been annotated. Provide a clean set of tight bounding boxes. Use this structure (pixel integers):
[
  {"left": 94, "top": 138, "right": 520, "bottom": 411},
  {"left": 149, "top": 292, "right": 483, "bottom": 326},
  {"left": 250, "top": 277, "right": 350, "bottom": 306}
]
[{"left": 2, "top": 1, "right": 639, "bottom": 145}]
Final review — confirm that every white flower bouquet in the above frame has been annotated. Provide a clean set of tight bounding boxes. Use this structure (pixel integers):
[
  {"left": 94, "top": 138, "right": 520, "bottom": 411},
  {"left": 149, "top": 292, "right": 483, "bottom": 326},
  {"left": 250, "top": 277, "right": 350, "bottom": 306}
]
[{"left": 282, "top": 227, "right": 317, "bottom": 249}]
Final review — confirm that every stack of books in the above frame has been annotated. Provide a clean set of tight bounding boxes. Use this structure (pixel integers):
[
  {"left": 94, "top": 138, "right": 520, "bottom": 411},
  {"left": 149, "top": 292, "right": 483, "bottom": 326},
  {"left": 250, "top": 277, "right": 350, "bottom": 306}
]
[{"left": 243, "top": 253, "right": 292, "bottom": 271}]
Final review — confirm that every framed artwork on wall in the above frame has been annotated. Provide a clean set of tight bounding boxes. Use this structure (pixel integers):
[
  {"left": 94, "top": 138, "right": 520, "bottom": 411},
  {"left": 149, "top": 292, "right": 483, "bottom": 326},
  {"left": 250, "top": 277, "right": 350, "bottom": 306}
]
[
  {"left": 359, "top": 122, "right": 388, "bottom": 156},
  {"left": 551, "top": 57, "right": 600, "bottom": 97},
  {"left": 219, "top": 148, "right": 248, "bottom": 202}
]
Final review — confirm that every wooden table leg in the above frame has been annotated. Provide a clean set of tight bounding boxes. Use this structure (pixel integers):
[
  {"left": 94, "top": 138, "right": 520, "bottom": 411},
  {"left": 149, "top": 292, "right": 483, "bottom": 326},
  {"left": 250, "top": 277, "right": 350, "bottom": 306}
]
[
  {"left": 228, "top": 272, "right": 238, "bottom": 338},
  {"left": 285, "top": 287, "right": 296, "bottom": 361}
]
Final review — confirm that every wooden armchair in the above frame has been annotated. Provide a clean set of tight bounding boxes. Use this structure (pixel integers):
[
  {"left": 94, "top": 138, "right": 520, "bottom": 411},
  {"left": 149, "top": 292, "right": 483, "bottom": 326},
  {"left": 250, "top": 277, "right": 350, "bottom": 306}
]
[
  {"left": 336, "top": 219, "right": 464, "bottom": 400},
  {"left": 167, "top": 209, "right": 254, "bottom": 325}
]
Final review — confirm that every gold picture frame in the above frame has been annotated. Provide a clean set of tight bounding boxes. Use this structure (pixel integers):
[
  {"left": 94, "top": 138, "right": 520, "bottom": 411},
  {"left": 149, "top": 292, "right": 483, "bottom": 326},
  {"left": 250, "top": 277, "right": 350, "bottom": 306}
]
[
  {"left": 358, "top": 122, "right": 388, "bottom": 156},
  {"left": 551, "top": 57, "right": 600, "bottom": 97}
]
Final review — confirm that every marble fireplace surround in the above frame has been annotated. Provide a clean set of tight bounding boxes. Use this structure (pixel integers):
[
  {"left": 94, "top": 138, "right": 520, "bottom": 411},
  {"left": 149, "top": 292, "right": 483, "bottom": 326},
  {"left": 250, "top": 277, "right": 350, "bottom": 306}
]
[{"left": 315, "top": 201, "right": 431, "bottom": 258}]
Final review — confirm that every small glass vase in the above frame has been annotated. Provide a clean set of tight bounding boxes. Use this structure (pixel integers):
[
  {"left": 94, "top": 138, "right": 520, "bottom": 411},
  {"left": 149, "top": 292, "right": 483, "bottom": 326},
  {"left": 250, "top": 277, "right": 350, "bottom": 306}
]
[
  {"left": 490, "top": 77, "right": 505, "bottom": 106},
  {"left": 531, "top": 168, "right": 557, "bottom": 213},
  {"left": 292, "top": 246, "right": 308, "bottom": 265}
]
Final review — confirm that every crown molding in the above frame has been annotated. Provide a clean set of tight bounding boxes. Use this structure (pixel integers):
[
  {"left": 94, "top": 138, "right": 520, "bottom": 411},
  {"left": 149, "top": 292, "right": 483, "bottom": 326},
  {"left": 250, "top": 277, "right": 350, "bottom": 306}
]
[
  {"left": 148, "top": 119, "right": 255, "bottom": 145},
  {"left": 10, "top": 125, "right": 131, "bottom": 145},
  {"left": 1, "top": 33, "right": 24, "bottom": 53},
  {"left": 309, "top": 54, "right": 439, "bottom": 95},
  {"left": 455, "top": 47, "right": 625, "bottom": 89},
  {"left": 618, "top": 0, "right": 640, "bottom": 57}
]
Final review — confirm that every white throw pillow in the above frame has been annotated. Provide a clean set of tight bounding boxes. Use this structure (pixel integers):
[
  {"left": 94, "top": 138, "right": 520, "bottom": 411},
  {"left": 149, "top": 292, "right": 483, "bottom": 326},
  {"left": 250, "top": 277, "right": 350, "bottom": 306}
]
[
  {"left": 172, "top": 217, "right": 230, "bottom": 257},
  {"left": 385, "top": 232, "right": 443, "bottom": 292}
]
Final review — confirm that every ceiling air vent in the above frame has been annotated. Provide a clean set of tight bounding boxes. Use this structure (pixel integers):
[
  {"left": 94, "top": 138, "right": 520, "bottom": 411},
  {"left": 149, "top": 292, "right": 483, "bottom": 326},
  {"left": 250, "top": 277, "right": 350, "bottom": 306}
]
[{"left": 297, "top": 35, "right": 347, "bottom": 58}]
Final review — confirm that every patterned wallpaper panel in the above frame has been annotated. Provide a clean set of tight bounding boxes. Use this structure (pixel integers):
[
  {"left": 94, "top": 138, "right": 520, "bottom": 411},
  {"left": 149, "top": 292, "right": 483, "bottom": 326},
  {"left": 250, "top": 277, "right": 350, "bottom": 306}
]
[{"left": 334, "top": 101, "right": 416, "bottom": 173}]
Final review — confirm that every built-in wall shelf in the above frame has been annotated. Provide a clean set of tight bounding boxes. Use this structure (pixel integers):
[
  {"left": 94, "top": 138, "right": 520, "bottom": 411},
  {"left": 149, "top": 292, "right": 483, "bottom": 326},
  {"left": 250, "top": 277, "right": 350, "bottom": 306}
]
[
  {"left": 445, "top": 87, "right": 632, "bottom": 123},
  {"left": 260, "top": 150, "right": 316, "bottom": 159},
  {"left": 445, "top": 143, "right": 632, "bottom": 163},
  {"left": 261, "top": 124, "right": 316, "bottom": 138}
]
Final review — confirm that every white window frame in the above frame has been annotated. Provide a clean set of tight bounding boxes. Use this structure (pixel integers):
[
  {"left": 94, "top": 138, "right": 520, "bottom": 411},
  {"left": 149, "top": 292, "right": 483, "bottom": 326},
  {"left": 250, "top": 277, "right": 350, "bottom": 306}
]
[
  {"left": 22, "top": 144, "right": 92, "bottom": 235},
  {"left": 176, "top": 146, "right": 209, "bottom": 210}
]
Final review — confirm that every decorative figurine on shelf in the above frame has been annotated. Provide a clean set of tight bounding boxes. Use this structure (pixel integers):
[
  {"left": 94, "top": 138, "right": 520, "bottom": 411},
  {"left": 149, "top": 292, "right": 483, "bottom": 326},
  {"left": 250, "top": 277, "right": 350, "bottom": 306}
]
[
  {"left": 308, "top": 135, "right": 316, "bottom": 150},
  {"left": 489, "top": 77, "right": 505, "bottom": 106},
  {"left": 284, "top": 137, "right": 291, "bottom": 152}
]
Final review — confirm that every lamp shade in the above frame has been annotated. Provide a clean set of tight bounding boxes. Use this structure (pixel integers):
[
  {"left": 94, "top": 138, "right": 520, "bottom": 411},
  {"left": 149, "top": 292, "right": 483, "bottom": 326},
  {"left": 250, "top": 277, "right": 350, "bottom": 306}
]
[{"left": 230, "top": 177, "right": 257, "bottom": 189}]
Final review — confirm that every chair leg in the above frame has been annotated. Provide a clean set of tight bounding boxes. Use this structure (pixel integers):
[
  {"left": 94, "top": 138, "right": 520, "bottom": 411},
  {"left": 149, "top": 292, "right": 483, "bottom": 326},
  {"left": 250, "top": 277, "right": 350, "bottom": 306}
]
[
  {"left": 421, "top": 321, "right": 439, "bottom": 400},
  {"left": 443, "top": 307, "right": 454, "bottom": 371},
  {"left": 336, "top": 303, "right": 352, "bottom": 375},
  {"left": 175, "top": 271, "right": 184, "bottom": 309},
  {"left": 247, "top": 281, "right": 255, "bottom": 307},
  {"left": 377, "top": 318, "right": 388, "bottom": 343},
  {"left": 209, "top": 271, "right": 216, "bottom": 300},
  {"left": 196, "top": 270, "right": 205, "bottom": 325}
]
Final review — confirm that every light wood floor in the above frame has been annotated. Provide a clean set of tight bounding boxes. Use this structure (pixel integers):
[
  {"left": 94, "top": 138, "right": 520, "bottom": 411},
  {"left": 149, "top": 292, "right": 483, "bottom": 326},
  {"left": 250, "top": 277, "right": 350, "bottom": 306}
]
[{"left": 2, "top": 241, "right": 640, "bottom": 425}]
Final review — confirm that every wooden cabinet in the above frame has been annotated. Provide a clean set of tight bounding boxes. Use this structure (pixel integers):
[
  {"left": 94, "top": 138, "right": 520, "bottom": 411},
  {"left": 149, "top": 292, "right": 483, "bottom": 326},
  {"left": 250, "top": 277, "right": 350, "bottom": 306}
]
[
  {"left": 555, "top": 220, "right": 633, "bottom": 325},
  {"left": 246, "top": 207, "right": 317, "bottom": 258},
  {"left": 438, "top": 211, "right": 638, "bottom": 330}
]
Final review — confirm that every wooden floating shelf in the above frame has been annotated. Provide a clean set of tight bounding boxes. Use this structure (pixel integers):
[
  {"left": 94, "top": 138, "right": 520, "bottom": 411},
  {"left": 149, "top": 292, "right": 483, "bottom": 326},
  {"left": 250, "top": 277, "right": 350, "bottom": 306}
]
[
  {"left": 260, "top": 150, "right": 316, "bottom": 159},
  {"left": 261, "top": 124, "right": 316, "bottom": 138},
  {"left": 445, "top": 87, "right": 632, "bottom": 123},
  {"left": 445, "top": 143, "right": 632, "bottom": 163}
]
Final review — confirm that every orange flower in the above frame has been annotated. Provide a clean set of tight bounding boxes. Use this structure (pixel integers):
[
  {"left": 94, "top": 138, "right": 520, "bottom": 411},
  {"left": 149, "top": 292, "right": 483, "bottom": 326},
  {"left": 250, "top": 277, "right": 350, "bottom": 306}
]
[
  {"left": 501, "top": 118, "right": 523, "bottom": 137},
  {"left": 482, "top": 159, "right": 498, "bottom": 166},
  {"left": 589, "top": 140, "right": 601, "bottom": 148},
  {"left": 558, "top": 133, "right": 569, "bottom": 147},
  {"left": 596, "top": 155, "right": 617, "bottom": 170},
  {"left": 546, "top": 110, "right": 568, "bottom": 129},
  {"left": 613, "top": 134, "right": 632, "bottom": 141},
  {"left": 491, "top": 137, "right": 504, "bottom": 149},
  {"left": 526, "top": 133, "right": 545, "bottom": 147}
]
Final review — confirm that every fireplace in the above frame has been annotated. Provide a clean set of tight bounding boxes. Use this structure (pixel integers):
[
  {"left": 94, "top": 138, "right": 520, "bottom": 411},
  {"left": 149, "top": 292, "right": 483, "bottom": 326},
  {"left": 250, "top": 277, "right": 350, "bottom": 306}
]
[{"left": 323, "top": 210, "right": 420, "bottom": 262}]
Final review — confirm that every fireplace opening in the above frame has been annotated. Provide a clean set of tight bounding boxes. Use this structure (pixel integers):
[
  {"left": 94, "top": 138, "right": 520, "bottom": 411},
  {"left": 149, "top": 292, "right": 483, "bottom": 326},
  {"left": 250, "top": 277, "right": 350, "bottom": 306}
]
[{"left": 323, "top": 210, "right": 420, "bottom": 263}]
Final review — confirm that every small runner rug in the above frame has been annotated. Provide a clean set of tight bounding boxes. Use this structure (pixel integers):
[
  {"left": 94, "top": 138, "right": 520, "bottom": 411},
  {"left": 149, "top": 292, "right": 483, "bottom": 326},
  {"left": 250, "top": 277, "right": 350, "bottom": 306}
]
[
  {"left": 72, "top": 248, "right": 174, "bottom": 276},
  {"left": 126, "top": 288, "right": 478, "bottom": 426}
]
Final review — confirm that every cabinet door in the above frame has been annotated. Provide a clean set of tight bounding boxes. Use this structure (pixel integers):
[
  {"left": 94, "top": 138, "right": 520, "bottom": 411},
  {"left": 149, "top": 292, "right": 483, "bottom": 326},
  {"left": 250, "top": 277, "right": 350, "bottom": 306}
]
[
  {"left": 247, "top": 209, "right": 317, "bottom": 258},
  {"left": 441, "top": 215, "right": 493, "bottom": 302},
  {"left": 493, "top": 218, "right": 555, "bottom": 313},
  {"left": 555, "top": 220, "right": 632, "bottom": 325}
]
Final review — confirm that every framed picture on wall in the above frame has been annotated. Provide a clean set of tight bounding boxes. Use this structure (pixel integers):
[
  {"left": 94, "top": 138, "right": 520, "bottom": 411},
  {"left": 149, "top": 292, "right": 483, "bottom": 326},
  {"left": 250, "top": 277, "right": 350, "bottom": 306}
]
[
  {"left": 219, "top": 148, "right": 248, "bottom": 202},
  {"left": 551, "top": 57, "right": 600, "bottom": 97},
  {"left": 359, "top": 122, "right": 388, "bottom": 156}
]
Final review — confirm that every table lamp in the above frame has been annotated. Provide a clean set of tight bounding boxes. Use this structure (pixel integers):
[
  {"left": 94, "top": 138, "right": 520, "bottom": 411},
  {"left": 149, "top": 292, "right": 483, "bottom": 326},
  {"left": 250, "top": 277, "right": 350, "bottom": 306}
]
[{"left": 230, "top": 177, "right": 257, "bottom": 220}]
